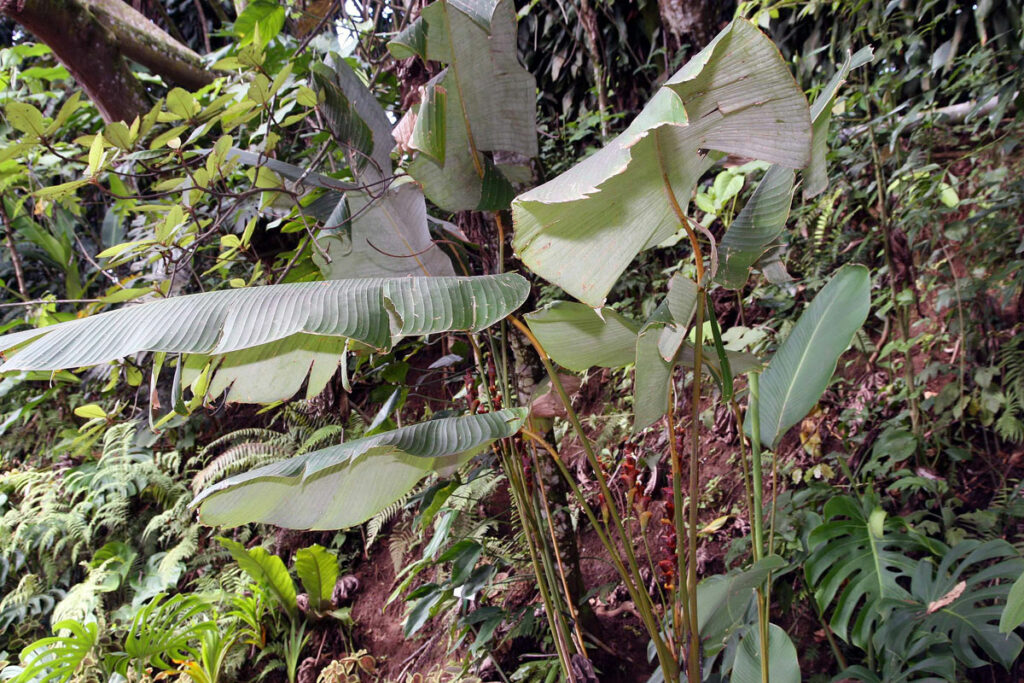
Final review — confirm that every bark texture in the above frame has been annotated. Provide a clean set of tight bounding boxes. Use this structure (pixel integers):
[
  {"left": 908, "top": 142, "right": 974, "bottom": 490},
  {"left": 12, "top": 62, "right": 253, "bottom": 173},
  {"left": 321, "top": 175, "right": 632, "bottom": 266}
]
[
  {"left": 658, "top": 0, "right": 717, "bottom": 55},
  {"left": 1, "top": 0, "right": 212, "bottom": 123}
]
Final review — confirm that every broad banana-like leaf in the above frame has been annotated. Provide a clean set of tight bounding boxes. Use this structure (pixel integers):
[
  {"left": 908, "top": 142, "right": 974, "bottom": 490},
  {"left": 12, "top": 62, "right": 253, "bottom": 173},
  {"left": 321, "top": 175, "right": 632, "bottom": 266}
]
[
  {"left": 193, "top": 409, "right": 527, "bottom": 530},
  {"left": 525, "top": 303, "right": 640, "bottom": 372},
  {"left": 746, "top": 264, "right": 870, "bottom": 448},
  {"left": 732, "top": 623, "right": 801, "bottom": 683},
  {"left": 512, "top": 20, "right": 811, "bottom": 307},
  {"left": 294, "top": 544, "right": 339, "bottom": 612},
  {"left": 804, "top": 46, "right": 874, "bottom": 199},
  {"left": 308, "top": 58, "right": 455, "bottom": 279},
  {"left": 312, "top": 58, "right": 394, "bottom": 181},
  {"left": 218, "top": 538, "right": 298, "bottom": 620},
  {"left": 312, "top": 181, "right": 456, "bottom": 279},
  {"left": 999, "top": 571, "right": 1024, "bottom": 634},
  {"left": 389, "top": 0, "right": 537, "bottom": 211},
  {"left": 0, "top": 276, "right": 529, "bottom": 404},
  {"left": 716, "top": 166, "right": 795, "bottom": 290}
]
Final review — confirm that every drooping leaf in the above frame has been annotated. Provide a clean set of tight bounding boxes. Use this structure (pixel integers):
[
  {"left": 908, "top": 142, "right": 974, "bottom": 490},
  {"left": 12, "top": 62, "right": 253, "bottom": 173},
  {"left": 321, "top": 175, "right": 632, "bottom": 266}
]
[
  {"left": 746, "top": 264, "right": 870, "bottom": 448},
  {"left": 804, "top": 46, "right": 874, "bottom": 199},
  {"left": 217, "top": 539, "right": 298, "bottom": 620},
  {"left": 311, "top": 182, "right": 455, "bottom": 279},
  {"left": 388, "top": 0, "right": 537, "bottom": 211},
  {"left": 294, "top": 545, "right": 340, "bottom": 612},
  {"left": 805, "top": 495, "right": 924, "bottom": 647},
  {"left": 697, "top": 554, "right": 787, "bottom": 656},
  {"left": 194, "top": 409, "right": 527, "bottom": 530},
  {"left": 0, "top": 275, "right": 528, "bottom": 406},
  {"left": 731, "top": 623, "right": 801, "bottom": 683},
  {"left": 878, "top": 540, "right": 1024, "bottom": 670},
  {"left": 716, "top": 166, "right": 795, "bottom": 290},
  {"left": 525, "top": 303, "right": 640, "bottom": 372},
  {"left": 512, "top": 20, "right": 811, "bottom": 307},
  {"left": 312, "top": 57, "right": 393, "bottom": 180}
]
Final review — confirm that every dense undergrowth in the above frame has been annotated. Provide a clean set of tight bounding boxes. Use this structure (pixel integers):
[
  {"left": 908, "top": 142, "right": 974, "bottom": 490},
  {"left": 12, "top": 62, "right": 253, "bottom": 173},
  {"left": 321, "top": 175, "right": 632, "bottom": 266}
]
[{"left": 0, "top": 1, "right": 1022, "bottom": 681}]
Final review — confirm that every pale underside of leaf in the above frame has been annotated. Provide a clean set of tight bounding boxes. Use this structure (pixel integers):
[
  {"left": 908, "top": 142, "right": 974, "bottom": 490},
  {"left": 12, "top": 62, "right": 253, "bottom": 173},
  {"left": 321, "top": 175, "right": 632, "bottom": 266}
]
[
  {"left": 512, "top": 19, "right": 811, "bottom": 307},
  {"left": 397, "top": 0, "right": 536, "bottom": 211},
  {"left": 0, "top": 275, "right": 529, "bottom": 378},
  {"left": 717, "top": 165, "right": 796, "bottom": 290},
  {"left": 313, "top": 182, "right": 455, "bottom": 279},
  {"left": 193, "top": 409, "right": 527, "bottom": 530}
]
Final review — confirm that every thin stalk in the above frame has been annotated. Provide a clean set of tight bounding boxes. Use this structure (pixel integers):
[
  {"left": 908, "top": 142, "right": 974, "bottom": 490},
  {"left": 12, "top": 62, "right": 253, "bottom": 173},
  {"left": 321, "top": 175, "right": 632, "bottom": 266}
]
[
  {"left": 730, "top": 400, "right": 756, "bottom": 533},
  {"left": 531, "top": 443, "right": 589, "bottom": 656},
  {"left": 0, "top": 201, "right": 28, "bottom": 299},
  {"left": 665, "top": 382, "right": 688, "bottom": 652},
  {"left": 748, "top": 373, "right": 770, "bottom": 683},
  {"left": 468, "top": 334, "right": 576, "bottom": 678},
  {"left": 685, "top": 290, "right": 706, "bottom": 683},
  {"left": 520, "top": 428, "right": 678, "bottom": 680}
]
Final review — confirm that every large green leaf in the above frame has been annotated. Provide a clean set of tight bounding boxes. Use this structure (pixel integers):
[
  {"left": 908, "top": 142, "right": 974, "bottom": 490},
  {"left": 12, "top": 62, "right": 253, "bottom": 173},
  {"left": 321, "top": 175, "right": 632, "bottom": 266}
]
[
  {"left": 746, "top": 264, "right": 870, "bottom": 448},
  {"left": 0, "top": 275, "right": 528, "bottom": 403},
  {"left": 697, "top": 555, "right": 787, "bottom": 656},
  {"left": 879, "top": 540, "right": 1024, "bottom": 670},
  {"left": 803, "top": 47, "right": 874, "bottom": 199},
  {"left": 294, "top": 544, "right": 339, "bottom": 612},
  {"left": 217, "top": 538, "right": 298, "bottom": 620},
  {"left": 389, "top": 0, "right": 536, "bottom": 211},
  {"left": 731, "top": 623, "right": 801, "bottom": 683},
  {"left": 113, "top": 594, "right": 216, "bottom": 675},
  {"left": 308, "top": 59, "right": 454, "bottom": 279},
  {"left": 194, "top": 409, "right": 527, "bottom": 530},
  {"left": 512, "top": 20, "right": 811, "bottom": 307},
  {"left": 311, "top": 181, "right": 455, "bottom": 280},
  {"left": 716, "top": 166, "right": 795, "bottom": 290},
  {"left": 525, "top": 302, "right": 640, "bottom": 372},
  {"left": 999, "top": 570, "right": 1024, "bottom": 634},
  {"left": 312, "top": 58, "right": 393, "bottom": 180},
  {"left": 805, "top": 495, "right": 923, "bottom": 647}
]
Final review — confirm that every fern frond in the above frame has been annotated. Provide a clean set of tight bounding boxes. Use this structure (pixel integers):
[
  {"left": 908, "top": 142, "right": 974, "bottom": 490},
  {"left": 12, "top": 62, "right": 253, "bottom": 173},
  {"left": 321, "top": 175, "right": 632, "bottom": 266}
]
[
  {"left": 192, "top": 442, "right": 291, "bottom": 494},
  {"left": 366, "top": 490, "right": 414, "bottom": 551}
]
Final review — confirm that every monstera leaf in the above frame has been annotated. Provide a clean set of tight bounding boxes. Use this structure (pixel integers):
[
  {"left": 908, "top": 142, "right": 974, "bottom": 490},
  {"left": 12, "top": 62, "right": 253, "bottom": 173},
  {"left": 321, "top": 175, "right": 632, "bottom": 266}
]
[
  {"left": 877, "top": 539, "right": 1024, "bottom": 671},
  {"left": 0, "top": 275, "right": 528, "bottom": 404},
  {"left": 512, "top": 19, "right": 811, "bottom": 307},
  {"left": 746, "top": 265, "right": 870, "bottom": 448},
  {"left": 389, "top": 0, "right": 537, "bottom": 211},
  {"left": 193, "top": 409, "right": 527, "bottom": 530},
  {"left": 12, "top": 620, "right": 99, "bottom": 683},
  {"left": 805, "top": 495, "right": 925, "bottom": 648}
]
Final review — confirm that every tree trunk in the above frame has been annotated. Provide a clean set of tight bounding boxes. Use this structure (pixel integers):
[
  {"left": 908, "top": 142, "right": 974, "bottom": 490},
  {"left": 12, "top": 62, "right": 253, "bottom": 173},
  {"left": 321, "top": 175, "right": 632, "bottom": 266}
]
[
  {"left": 658, "top": 0, "right": 717, "bottom": 57},
  {"left": 0, "top": 0, "right": 212, "bottom": 123}
]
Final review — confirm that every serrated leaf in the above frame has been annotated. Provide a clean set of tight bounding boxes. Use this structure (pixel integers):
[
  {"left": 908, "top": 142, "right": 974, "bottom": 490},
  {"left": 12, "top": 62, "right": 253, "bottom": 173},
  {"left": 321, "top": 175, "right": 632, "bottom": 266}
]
[
  {"left": 746, "top": 264, "right": 870, "bottom": 448},
  {"left": 194, "top": 409, "right": 527, "bottom": 530},
  {"left": 879, "top": 540, "right": 1024, "bottom": 670},
  {"left": 512, "top": 20, "right": 811, "bottom": 307},
  {"left": 805, "top": 494, "right": 923, "bottom": 647}
]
